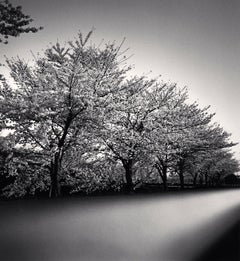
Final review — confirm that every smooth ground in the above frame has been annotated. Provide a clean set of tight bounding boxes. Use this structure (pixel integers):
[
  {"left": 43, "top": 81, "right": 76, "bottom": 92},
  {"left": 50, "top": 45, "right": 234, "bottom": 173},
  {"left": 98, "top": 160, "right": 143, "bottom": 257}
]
[{"left": 0, "top": 189, "right": 240, "bottom": 261}]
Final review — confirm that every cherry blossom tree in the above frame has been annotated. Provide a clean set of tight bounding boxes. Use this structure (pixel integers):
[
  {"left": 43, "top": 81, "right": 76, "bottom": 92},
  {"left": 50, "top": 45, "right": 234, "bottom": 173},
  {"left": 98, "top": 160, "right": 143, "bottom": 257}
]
[
  {"left": 0, "top": 31, "right": 130, "bottom": 197},
  {"left": 96, "top": 76, "right": 177, "bottom": 193},
  {"left": 187, "top": 149, "right": 239, "bottom": 187},
  {"left": 148, "top": 91, "right": 213, "bottom": 190},
  {"left": 147, "top": 85, "right": 237, "bottom": 190},
  {"left": 172, "top": 123, "right": 236, "bottom": 189}
]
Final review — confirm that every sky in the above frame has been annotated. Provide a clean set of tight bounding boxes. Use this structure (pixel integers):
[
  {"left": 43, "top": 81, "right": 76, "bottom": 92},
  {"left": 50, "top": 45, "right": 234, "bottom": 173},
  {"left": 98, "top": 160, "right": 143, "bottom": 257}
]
[{"left": 1, "top": 0, "right": 240, "bottom": 158}]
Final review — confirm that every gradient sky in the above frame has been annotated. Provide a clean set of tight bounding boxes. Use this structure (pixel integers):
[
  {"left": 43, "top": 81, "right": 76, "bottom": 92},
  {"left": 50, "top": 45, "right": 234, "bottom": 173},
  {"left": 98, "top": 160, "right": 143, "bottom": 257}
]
[{"left": 1, "top": 0, "right": 240, "bottom": 158}]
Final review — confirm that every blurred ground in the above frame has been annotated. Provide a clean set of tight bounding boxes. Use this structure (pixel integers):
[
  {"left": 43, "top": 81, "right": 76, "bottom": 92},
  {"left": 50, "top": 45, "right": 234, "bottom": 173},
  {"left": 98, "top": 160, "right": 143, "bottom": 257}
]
[{"left": 0, "top": 189, "right": 240, "bottom": 261}]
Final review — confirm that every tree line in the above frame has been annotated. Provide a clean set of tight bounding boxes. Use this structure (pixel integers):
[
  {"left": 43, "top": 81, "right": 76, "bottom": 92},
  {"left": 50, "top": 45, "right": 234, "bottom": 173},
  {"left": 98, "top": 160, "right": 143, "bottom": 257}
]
[{"left": 0, "top": 31, "right": 239, "bottom": 198}]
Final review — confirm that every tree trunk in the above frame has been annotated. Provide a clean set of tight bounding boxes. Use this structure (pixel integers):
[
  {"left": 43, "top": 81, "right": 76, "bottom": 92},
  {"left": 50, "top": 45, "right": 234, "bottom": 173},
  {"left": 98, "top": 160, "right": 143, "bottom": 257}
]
[
  {"left": 178, "top": 160, "right": 185, "bottom": 189},
  {"left": 49, "top": 151, "right": 61, "bottom": 198},
  {"left": 204, "top": 172, "right": 208, "bottom": 187},
  {"left": 179, "top": 172, "right": 185, "bottom": 189},
  {"left": 161, "top": 165, "right": 168, "bottom": 191},
  {"left": 193, "top": 173, "right": 198, "bottom": 187},
  {"left": 123, "top": 160, "right": 134, "bottom": 194},
  {"left": 157, "top": 164, "right": 168, "bottom": 191},
  {"left": 48, "top": 111, "right": 72, "bottom": 198}
]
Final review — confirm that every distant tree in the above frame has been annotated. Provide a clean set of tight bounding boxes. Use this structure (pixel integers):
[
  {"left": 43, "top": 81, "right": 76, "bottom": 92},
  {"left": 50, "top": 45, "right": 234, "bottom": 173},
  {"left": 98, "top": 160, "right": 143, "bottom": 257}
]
[
  {"left": 0, "top": 0, "right": 42, "bottom": 44},
  {"left": 0, "top": 31, "right": 129, "bottom": 197},
  {"left": 193, "top": 150, "right": 239, "bottom": 187},
  {"left": 149, "top": 95, "right": 215, "bottom": 190},
  {"left": 224, "top": 173, "right": 239, "bottom": 186},
  {"left": 173, "top": 124, "right": 236, "bottom": 188}
]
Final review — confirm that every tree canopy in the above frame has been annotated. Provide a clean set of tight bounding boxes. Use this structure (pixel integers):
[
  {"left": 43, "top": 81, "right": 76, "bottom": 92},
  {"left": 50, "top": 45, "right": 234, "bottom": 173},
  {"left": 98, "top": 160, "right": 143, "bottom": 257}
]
[{"left": 0, "top": 31, "right": 239, "bottom": 198}]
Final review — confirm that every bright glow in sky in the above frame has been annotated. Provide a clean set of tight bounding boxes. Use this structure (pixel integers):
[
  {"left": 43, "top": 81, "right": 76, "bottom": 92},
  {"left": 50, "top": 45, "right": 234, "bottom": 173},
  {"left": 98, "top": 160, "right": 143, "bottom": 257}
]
[{"left": 1, "top": 0, "right": 240, "bottom": 158}]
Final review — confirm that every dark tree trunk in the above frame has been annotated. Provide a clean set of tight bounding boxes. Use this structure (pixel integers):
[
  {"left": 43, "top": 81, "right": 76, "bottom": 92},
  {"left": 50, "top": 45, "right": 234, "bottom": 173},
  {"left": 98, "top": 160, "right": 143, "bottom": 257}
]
[
  {"left": 179, "top": 172, "right": 185, "bottom": 189},
  {"left": 193, "top": 173, "right": 198, "bottom": 187},
  {"left": 161, "top": 165, "right": 168, "bottom": 191},
  {"left": 156, "top": 164, "right": 168, "bottom": 191},
  {"left": 48, "top": 111, "right": 73, "bottom": 198},
  {"left": 204, "top": 172, "right": 208, "bottom": 187},
  {"left": 49, "top": 151, "right": 61, "bottom": 198},
  {"left": 178, "top": 160, "right": 185, "bottom": 189},
  {"left": 123, "top": 160, "right": 134, "bottom": 194}
]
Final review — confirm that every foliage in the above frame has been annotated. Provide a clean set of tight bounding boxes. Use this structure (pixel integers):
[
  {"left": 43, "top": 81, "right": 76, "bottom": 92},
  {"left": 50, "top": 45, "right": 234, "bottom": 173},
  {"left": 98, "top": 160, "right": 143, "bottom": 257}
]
[
  {"left": 188, "top": 149, "right": 239, "bottom": 186},
  {"left": 95, "top": 76, "right": 179, "bottom": 191},
  {"left": 67, "top": 160, "right": 123, "bottom": 194},
  {"left": 0, "top": 31, "right": 130, "bottom": 197},
  {"left": 1, "top": 148, "right": 50, "bottom": 198},
  {"left": 0, "top": 31, "right": 239, "bottom": 198},
  {"left": 0, "top": 0, "right": 42, "bottom": 44}
]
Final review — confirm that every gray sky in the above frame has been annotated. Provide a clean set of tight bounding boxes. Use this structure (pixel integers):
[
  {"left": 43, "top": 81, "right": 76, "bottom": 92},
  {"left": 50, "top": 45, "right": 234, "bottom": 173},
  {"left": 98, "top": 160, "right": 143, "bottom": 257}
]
[{"left": 1, "top": 0, "right": 240, "bottom": 158}]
